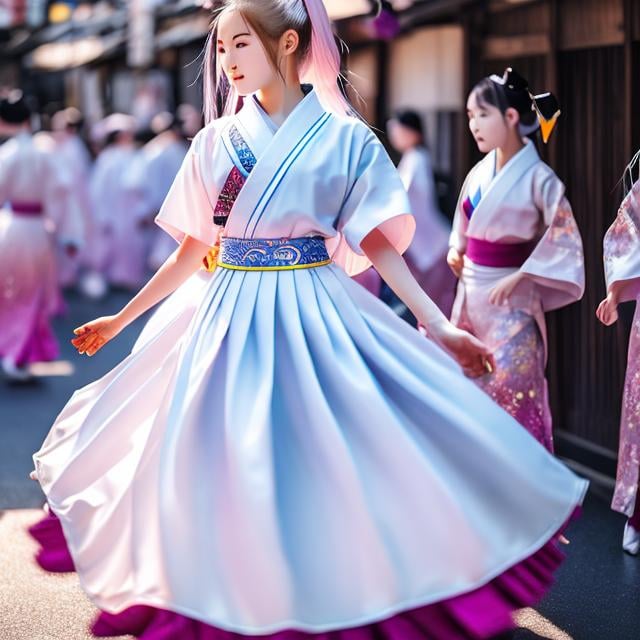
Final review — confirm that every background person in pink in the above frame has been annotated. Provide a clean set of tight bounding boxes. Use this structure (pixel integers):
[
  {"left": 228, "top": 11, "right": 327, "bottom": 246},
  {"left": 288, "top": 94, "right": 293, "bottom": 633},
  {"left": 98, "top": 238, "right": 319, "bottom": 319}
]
[
  {"left": 597, "top": 154, "right": 640, "bottom": 556},
  {"left": 0, "top": 92, "right": 82, "bottom": 381}
]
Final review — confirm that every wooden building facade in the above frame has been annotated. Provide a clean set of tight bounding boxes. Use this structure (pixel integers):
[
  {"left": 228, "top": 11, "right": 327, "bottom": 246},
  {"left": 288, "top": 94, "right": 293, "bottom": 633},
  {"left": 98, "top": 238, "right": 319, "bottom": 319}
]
[{"left": 341, "top": 0, "right": 640, "bottom": 483}]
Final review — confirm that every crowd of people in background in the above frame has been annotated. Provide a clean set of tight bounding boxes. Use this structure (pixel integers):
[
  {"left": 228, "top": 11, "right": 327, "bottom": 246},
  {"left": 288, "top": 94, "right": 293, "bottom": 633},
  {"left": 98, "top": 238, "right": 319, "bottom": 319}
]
[
  {"left": 0, "top": 90, "right": 205, "bottom": 381},
  {"left": 0, "top": 87, "right": 454, "bottom": 384}
]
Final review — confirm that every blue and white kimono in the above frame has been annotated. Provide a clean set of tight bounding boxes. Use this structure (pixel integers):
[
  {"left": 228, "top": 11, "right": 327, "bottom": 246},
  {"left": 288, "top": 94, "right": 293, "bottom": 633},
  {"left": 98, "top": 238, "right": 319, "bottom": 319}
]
[{"left": 33, "top": 90, "right": 587, "bottom": 639}]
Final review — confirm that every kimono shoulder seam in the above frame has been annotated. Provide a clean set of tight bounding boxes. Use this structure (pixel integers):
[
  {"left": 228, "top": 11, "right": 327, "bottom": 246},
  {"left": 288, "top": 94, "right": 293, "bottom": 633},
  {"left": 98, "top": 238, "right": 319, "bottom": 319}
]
[
  {"left": 619, "top": 190, "right": 640, "bottom": 233},
  {"left": 189, "top": 118, "right": 231, "bottom": 150},
  {"left": 334, "top": 116, "right": 376, "bottom": 147},
  {"left": 339, "top": 126, "right": 385, "bottom": 207},
  {"left": 532, "top": 163, "right": 566, "bottom": 205}
]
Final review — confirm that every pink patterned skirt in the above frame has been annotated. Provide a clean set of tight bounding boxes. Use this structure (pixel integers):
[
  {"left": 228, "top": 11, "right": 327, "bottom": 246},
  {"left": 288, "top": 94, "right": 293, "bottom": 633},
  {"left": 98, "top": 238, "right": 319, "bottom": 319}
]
[{"left": 612, "top": 304, "right": 640, "bottom": 518}]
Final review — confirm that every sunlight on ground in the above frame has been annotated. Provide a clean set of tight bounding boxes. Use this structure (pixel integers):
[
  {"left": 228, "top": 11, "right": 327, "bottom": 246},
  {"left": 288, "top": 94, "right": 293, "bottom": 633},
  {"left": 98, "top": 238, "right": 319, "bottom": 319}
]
[
  {"left": 28, "top": 361, "right": 75, "bottom": 377},
  {"left": 516, "top": 608, "right": 575, "bottom": 639},
  {"left": 0, "top": 509, "right": 132, "bottom": 640}
]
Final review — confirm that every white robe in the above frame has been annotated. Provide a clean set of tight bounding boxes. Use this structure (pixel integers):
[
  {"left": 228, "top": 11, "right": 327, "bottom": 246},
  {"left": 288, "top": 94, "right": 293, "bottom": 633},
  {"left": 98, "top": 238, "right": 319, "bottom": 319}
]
[
  {"left": 451, "top": 140, "right": 584, "bottom": 355},
  {"left": 144, "top": 135, "right": 189, "bottom": 270},
  {"left": 54, "top": 133, "right": 93, "bottom": 286},
  {"left": 450, "top": 141, "right": 584, "bottom": 450},
  {"left": 88, "top": 144, "right": 150, "bottom": 288},
  {"left": 398, "top": 147, "right": 449, "bottom": 272},
  {"left": 398, "top": 146, "right": 455, "bottom": 314}
]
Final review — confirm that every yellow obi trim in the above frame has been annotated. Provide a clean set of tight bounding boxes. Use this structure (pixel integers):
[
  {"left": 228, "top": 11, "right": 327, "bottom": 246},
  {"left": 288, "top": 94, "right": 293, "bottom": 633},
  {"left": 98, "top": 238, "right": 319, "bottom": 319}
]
[
  {"left": 217, "top": 259, "right": 332, "bottom": 272},
  {"left": 216, "top": 236, "right": 332, "bottom": 271}
]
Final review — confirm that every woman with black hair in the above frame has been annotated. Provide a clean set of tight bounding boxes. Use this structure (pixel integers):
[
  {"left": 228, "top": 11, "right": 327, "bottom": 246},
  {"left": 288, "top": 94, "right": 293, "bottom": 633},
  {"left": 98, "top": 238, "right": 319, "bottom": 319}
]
[{"left": 447, "top": 68, "right": 585, "bottom": 452}]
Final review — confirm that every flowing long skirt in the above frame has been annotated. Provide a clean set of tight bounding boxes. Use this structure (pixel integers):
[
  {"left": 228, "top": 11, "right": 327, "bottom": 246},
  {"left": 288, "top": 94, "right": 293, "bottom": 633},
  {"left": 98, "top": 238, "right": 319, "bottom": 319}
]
[{"left": 32, "top": 262, "right": 586, "bottom": 638}]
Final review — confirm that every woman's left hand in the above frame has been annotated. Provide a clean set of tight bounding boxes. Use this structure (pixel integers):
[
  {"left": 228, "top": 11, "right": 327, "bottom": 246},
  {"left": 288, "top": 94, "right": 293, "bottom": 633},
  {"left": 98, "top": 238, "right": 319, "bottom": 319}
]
[
  {"left": 596, "top": 291, "right": 619, "bottom": 326},
  {"left": 489, "top": 271, "right": 523, "bottom": 306}
]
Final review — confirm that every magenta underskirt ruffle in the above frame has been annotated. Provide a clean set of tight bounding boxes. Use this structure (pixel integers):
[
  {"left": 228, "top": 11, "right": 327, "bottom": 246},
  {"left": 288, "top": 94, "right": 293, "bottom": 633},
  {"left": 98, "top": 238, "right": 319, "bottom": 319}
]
[
  {"left": 28, "top": 509, "right": 577, "bottom": 640},
  {"left": 27, "top": 511, "right": 74, "bottom": 572}
]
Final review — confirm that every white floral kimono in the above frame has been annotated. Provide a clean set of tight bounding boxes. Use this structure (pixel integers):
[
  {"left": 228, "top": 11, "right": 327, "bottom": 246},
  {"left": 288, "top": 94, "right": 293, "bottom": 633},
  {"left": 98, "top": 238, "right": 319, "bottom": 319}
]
[{"left": 450, "top": 141, "right": 584, "bottom": 450}]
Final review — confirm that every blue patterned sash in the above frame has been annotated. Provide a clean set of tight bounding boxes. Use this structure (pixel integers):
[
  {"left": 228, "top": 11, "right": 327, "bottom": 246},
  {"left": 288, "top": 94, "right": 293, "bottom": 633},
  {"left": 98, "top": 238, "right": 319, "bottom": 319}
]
[{"left": 218, "top": 236, "right": 331, "bottom": 271}]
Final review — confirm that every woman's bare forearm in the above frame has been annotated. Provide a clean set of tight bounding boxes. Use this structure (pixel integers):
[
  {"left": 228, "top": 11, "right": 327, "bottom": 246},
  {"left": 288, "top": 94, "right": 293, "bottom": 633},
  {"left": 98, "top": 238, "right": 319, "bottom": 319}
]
[
  {"left": 361, "top": 228, "right": 449, "bottom": 331},
  {"left": 115, "top": 235, "right": 211, "bottom": 328}
]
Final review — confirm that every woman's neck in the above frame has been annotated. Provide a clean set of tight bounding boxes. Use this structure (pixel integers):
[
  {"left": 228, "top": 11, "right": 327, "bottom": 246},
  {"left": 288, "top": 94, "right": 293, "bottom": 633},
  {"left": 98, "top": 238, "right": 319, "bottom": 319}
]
[
  {"left": 256, "top": 75, "right": 305, "bottom": 127},
  {"left": 495, "top": 134, "right": 525, "bottom": 172}
]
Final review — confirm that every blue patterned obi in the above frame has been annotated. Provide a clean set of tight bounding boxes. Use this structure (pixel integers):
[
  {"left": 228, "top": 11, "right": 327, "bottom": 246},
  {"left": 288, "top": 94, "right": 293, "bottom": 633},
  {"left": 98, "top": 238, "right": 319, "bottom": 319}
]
[{"left": 218, "top": 236, "right": 332, "bottom": 271}]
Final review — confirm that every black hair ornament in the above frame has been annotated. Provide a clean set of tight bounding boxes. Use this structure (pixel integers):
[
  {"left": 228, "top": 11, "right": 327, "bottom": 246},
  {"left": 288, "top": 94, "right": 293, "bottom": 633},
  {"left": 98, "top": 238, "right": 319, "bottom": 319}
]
[
  {"left": 490, "top": 68, "right": 561, "bottom": 144},
  {"left": 530, "top": 91, "right": 561, "bottom": 144}
]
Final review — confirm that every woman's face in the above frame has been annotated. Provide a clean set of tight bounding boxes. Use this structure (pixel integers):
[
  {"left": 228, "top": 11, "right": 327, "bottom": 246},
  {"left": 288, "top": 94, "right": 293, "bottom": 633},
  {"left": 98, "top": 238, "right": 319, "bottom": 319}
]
[
  {"left": 466, "top": 90, "right": 511, "bottom": 153},
  {"left": 217, "top": 10, "right": 278, "bottom": 96},
  {"left": 387, "top": 119, "right": 421, "bottom": 153}
]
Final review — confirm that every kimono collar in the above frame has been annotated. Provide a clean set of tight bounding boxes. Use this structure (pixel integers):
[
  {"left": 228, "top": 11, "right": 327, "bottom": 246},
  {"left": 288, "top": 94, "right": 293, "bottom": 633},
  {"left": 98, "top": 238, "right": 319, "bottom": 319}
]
[
  {"left": 494, "top": 138, "right": 539, "bottom": 178},
  {"left": 225, "top": 88, "right": 332, "bottom": 238},
  {"left": 235, "top": 88, "right": 324, "bottom": 158},
  {"left": 467, "top": 139, "right": 540, "bottom": 230}
]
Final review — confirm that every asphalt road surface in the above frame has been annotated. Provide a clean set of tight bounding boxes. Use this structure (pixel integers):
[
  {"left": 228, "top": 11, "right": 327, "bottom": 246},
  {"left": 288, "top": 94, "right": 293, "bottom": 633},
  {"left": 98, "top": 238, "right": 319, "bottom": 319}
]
[{"left": 1, "top": 289, "right": 638, "bottom": 639}]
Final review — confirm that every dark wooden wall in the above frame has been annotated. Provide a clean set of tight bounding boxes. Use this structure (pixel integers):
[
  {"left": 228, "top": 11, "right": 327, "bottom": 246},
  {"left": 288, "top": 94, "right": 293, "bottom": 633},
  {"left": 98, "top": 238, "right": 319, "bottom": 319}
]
[{"left": 552, "top": 45, "right": 628, "bottom": 455}]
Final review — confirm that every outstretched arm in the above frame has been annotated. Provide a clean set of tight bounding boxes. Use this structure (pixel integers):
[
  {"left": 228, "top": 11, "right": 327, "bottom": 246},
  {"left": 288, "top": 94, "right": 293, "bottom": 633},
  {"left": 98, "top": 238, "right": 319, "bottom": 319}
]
[
  {"left": 72, "top": 234, "right": 212, "bottom": 356},
  {"left": 361, "top": 228, "right": 494, "bottom": 377}
]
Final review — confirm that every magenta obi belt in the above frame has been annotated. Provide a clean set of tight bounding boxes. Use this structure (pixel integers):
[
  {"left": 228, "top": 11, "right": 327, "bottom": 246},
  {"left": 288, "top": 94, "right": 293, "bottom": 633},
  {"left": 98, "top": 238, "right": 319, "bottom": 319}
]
[
  {"left": 217, "top": 236, "right": 332, "bottom": 271},
  {"left": 9, "top": 201, "right": 44, "bottom": 216},
  {"left": 466, "top": 237, "right": 535, "bottom": 269}
]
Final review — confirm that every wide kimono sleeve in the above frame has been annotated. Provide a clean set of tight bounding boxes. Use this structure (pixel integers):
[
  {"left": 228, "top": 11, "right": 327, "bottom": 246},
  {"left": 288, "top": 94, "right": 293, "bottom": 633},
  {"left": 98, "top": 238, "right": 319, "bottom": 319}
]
[
  {"left": 519, "top": 167, "right": 585, "bottom": 311},
  {"left": 603, "top": 180, "right": 640, "bottom": 303},
  {"left": 330, "top": 126, "right": 415, "bottom": 276},
  {"left": 155, "top": 127, "right": 221, "bottom": 248}
]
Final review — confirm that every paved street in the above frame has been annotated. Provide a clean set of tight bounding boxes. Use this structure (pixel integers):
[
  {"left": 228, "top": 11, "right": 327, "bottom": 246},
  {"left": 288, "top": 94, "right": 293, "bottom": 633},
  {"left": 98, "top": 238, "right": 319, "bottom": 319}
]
[{"left": 1, "top": 290, "right": 639, "bottom": 639}]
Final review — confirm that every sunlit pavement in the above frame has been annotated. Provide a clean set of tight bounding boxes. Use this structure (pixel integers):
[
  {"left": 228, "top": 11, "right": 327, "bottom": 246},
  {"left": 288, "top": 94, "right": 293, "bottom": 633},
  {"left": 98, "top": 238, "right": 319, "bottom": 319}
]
[
  {"left": 0, "top": 509, "right": 133, "bottom": 640},
  {"left": 1, "top": 289, "right": 639, "bottom": 639}
]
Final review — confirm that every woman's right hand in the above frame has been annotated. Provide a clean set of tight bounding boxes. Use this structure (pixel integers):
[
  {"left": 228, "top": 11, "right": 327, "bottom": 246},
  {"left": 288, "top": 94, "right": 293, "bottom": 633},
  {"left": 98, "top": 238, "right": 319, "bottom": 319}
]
[
  {"left": 71, "top": 315, "right": 125, "bottom": 356},
  {"left": 427, "top": 319, "right": 495, "bottom": 378},
  {"left": 447, "top": 247, "right": 464, "bottom": 278}
]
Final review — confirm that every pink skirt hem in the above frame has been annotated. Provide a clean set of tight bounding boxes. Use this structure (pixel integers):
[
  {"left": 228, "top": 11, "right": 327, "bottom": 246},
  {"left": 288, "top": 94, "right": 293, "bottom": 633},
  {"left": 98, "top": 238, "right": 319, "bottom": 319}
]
[{"left": 29, "top": 510, "right": 578, "bottom": 640}]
